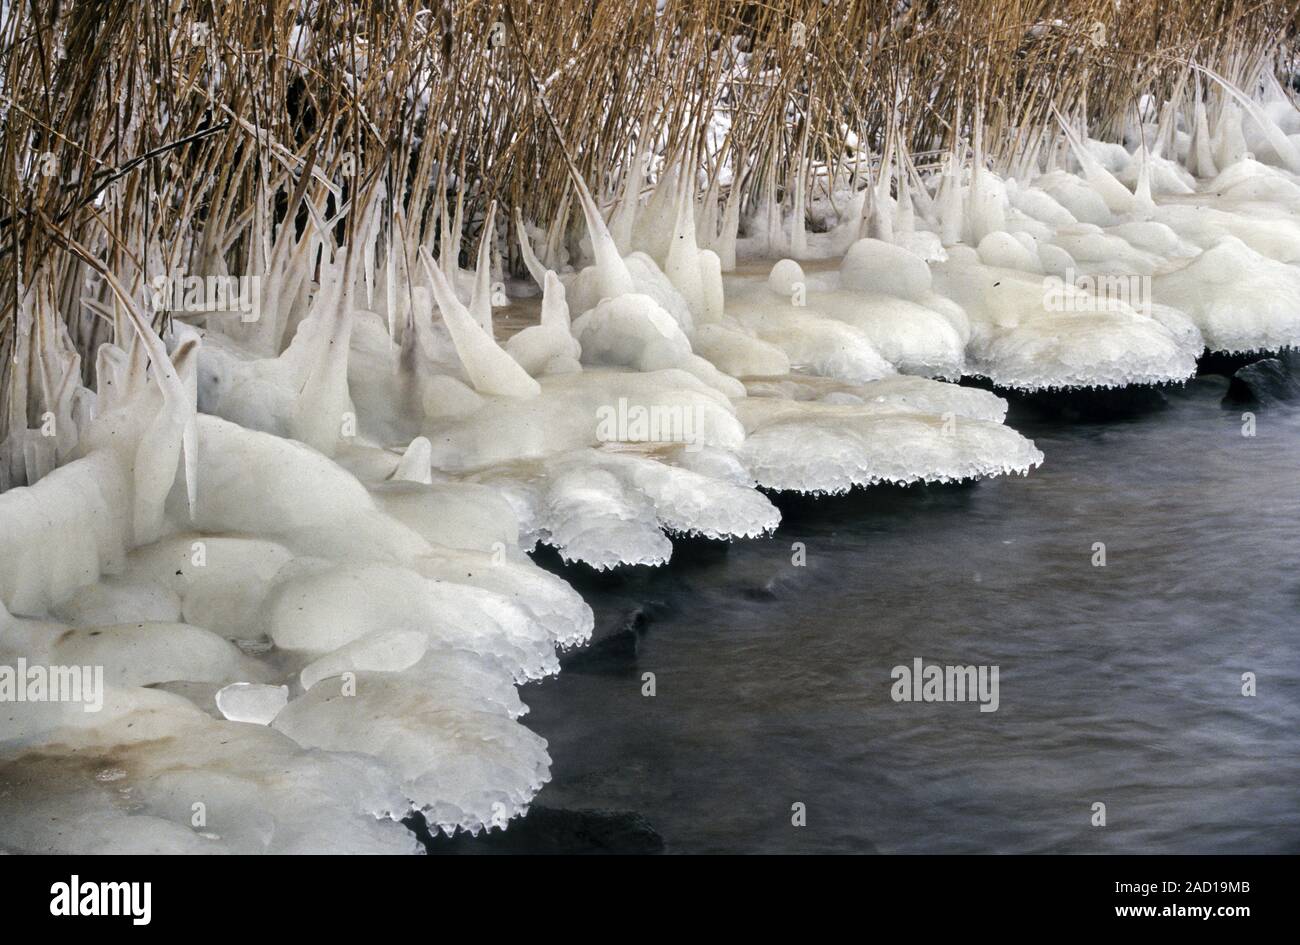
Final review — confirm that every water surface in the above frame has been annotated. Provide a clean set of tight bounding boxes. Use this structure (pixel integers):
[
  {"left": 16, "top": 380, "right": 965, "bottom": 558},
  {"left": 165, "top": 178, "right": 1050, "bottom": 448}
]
[{"left": 441, "top": 359, "right": 1300, "bottom": 854}]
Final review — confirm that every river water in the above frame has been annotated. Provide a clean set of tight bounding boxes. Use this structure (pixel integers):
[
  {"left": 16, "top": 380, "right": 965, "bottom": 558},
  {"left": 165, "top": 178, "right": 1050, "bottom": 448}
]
[{"left": 436, "top": 356, "right": 1300, "bottom": 854}]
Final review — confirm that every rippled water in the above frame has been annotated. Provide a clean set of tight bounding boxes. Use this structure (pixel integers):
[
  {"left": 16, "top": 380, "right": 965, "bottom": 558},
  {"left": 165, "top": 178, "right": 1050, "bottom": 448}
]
[{"left": 440, "top": 357, "right": 1300, "bottom": 854}]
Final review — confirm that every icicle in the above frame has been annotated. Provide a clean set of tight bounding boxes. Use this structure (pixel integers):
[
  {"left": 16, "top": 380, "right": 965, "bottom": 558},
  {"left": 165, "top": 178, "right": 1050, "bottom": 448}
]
[
  {"left": 716, "top": 178, "right": 742, "bottom": 272},
  {"left": 469, "top": 203, "right": 497, "bottom": 336},
  {"left": 936, "top": 144, "right": 965, "bottom": 247},
  {"left": 543, "top": 190, "right": 571, "bottom": 270},
  {"left": 289, "top": 259, "right": 354, "bottom": 457},
  {"left": 362, "top": 180, "right": 385, "bottom": 308},
  {"left": 1053, "top": 108, "right": 1136, "bottom": 214},
  {"left": 540, "top": 271, "right": 571, "bottom": 334},
  {"left": 385, "top": 217, "right": 402, "bottom": 348},
  {"left": 965, "top": 112, "right": 1010, "bottom": 242},
  {"left": 609, "top": 141, "right": 648, "bottom": 255},
  {"left": 1153, "top": 100, "right": 1178, "bottom": 158},
  {"left": 1198, "top": 64, "right": 1300, "bottom": 173},
  {"left": 418, "top": 246, "right": 540, "bottom": 399},
  {"left": 664, "top": 167, "right": 707, "bottom": 323},
  {"left": 1133, "top": 149, "right": 1155, "bottom": 218},
  {"left": 563, "top": 155, "right": 635, "bottom": 302},
  {"left": 763, "top": 147, "right": 782, "bottom": 255},
  {"left": 444, "top": 189, "right": 465, "bottom": 284},
  {"left": 632, "top": 163, "right": 680, "bottom": 262},
  {"left": 791, "top": 116, "right": 810, "bottom": 257},
  {"left": 515, "top": 208, "right": 548, "bottom": 289},
  {"left": 1190, "top": 92, "right": 1219, "bottom": 178},
  {"left": 1213, "top": 101, "right": 1249, "bottom": 170},
  {"left": 894, "top": 139, "right": 916, "bottom": 235},
  {"left": 697, "top": 153, "right": 723, "bottom": 256},
  {"left": 699, "top": 249, "right": 725, "bottom": 325}
]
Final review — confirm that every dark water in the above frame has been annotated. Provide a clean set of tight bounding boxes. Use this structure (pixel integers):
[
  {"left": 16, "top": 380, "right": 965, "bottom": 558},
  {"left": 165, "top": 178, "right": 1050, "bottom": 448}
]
[{"left": 436, "top": 356, "right": 1300, "bottom": 854}]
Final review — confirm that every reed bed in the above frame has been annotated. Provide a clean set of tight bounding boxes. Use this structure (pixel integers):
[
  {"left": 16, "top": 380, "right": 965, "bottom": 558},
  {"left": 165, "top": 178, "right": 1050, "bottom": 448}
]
[{"left": 1, "top": 0, "right": 1296, "bottom": 447}]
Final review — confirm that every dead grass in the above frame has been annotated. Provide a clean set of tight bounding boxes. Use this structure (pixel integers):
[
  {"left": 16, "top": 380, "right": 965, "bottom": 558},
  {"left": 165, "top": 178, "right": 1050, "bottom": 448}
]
[{"left": 0, "top": 0, "right": 1296, "bottom": 439}]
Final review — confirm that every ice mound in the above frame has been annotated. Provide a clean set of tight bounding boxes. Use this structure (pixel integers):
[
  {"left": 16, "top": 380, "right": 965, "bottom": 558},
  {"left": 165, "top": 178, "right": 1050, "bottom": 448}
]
[
  {"left": 746, "top": 374, "right": 1011, "bottom": 424},
  {"left": 421, "top": 369, "right": 746, "bottom": 472},
  {"left": 1152, "top": 237, "right": 1300, "bottom": 353},
  {"left": 0, "top": 686, "right": 419, "bottom": 854},
  {"left": 735, "top": 376, "right": 1042, "bottom": 494},
  {"left": 725, "top": 294, "right": 898, "bottom": 384},
  {"left": 1151, "top": 203, "right": 1300, "bottom": 265},
  {"left": 723, "top": 261, "right": 898, "bottom": 384},
  {"left": 968, "top": 310, "right": 1200, "bottom": 390},
  {"left": 274, "top": 661, "right": 550, "bottom": 836},
  {"left": 475, "top": 448, "right": 779, "bottom": 569},
  {"left": 814, "top": 291, "right": 967, "bottom": 379},
  {"left": 817, "top": 240, "right": 969, "bottom": 378},
  {"left": 737, "top": 398, "right": 1043, "bottom": 494},
  {"left": 267, "top": 561, "right": 566, "bottom": 682},
  {"left": 570, "top": 293, "right": 744, "bottom": 397},
  {"left": 690, "top": 324, "right": 792, "bottom": 378},
  {"left": 933, "top": 259, "right": 1199, "bottom": 390},
  {"left": 0, "top": 295, "right": 595, "bottom": 848}
]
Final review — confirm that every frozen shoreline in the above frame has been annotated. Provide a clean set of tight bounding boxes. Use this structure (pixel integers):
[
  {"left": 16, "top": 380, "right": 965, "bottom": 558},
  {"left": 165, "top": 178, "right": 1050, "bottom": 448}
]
[{"left": 4, "top": 49, "right": 1300, "bottom": 850}]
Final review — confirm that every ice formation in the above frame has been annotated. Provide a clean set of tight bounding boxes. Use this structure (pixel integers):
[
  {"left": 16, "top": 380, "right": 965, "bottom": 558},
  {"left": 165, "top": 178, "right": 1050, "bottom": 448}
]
[{"left": 4, "top": 23, "right": 1300, "bottom": 853}]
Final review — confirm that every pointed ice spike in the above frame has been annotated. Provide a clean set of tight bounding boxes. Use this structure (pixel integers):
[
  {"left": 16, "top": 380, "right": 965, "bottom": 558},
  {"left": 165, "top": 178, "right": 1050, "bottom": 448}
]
[
  {"left": 391, "top": 436, "right": 433, "bottom": 484},
  {"left": 566, "top": 161, "right": 635, "bottom": 301},
  {"left": 1196, "top": 63, "right": 1300, "bottom": 174},
  {"left": 524, "top": 51, "right": 632, "bottom": 297},
  {"left": 716, "top": 177, "right": 742, "bottom": 272},
  {"left": 171, "top": 337, "right": 200, "bottom": 517},
  {"left": 290, "top": 256, "right": 354, "bottom": 456},
  {"left": 1133, "top": 147, "right": 1155, "bottom": 218},
  {"left": 444, "top": 189, "right": 465, "bottom": 283},
  {"left": 609, "top": 141, "right": 648, "bottom": 255},
  {"left": 1190, "top": 93, "right": 1219, "bottom": 177},
  {"left": 936, "top": 146, "right": 965, "bottom": 247},
  {"left": 1053, "top": 107, "right": 1135, "bottom": 213},
  {"left": 469, "top": 204, "right": 497, "bottom": 335},
  {"left": 418, "top": 245, "right": 540, "bottom": 399},
  {"left": 540, "top": 271, "right": 571, "bottom": 333},
  {"left": 515, "top": 207, "right": 548, "bottom": 289},
  {"left": 665, "top": 162, "right": 707, "bottom": 322}
]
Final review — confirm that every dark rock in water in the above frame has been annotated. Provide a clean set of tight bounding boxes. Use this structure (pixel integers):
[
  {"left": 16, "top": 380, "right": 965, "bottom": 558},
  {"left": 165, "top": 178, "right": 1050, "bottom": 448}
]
[
  {"left": 559, "top": 605, "right": 652, "bottom": 673},
  {"left": 561, "top": 622, "right": 639, "bottom": 674},
  {"left": 1225, "top": 352, "right": 1300, "bottom": 406},
  {"left": 415, "top": 806, "right": 665, "bottom": 855},
  {"left": 1197, "top": 349, "right": 1272, "bottom": 378}
]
